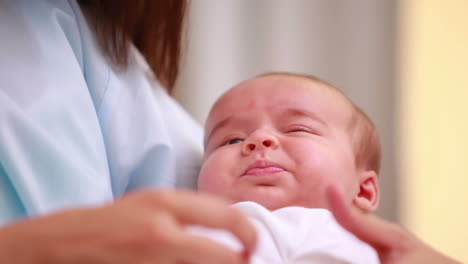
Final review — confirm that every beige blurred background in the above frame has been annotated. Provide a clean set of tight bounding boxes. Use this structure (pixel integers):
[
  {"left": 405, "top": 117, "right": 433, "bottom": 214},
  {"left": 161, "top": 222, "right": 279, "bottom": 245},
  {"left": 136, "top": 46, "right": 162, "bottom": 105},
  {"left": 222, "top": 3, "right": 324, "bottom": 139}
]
[{"left": 174, "top": 0, "right": 468, "bottom": 261}]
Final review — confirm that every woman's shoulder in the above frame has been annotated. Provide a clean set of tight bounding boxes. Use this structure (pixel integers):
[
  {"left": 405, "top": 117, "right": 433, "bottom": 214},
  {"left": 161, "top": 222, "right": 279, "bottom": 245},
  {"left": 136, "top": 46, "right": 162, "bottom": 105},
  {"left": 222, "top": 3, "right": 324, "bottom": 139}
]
[
  {"left": 0, "top": 0, "right": 85, "bottom": 62},
  {"left": 0, "top": 0, "right": 101, "bottom": 98}
]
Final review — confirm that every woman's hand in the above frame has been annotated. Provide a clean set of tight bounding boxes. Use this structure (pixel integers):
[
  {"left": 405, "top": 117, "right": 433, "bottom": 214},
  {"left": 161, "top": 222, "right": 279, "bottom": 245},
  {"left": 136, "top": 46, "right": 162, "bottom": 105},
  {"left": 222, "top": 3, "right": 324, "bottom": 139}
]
[
  {"left": 0, "top": 190, "right": 256, "bottom": 264},
  {"left": 327, "top": 186, "right": 461, "bottom": 264}
]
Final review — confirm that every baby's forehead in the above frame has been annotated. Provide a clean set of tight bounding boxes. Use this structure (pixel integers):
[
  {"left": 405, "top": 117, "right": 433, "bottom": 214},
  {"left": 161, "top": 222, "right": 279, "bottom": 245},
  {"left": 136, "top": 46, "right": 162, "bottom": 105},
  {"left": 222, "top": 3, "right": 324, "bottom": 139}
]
[
  {"left": 206, "top": 75, "right": 354, "bottom": 130},
  {"left": 216, "top": 75, "right": 351, "bottom": 110},
  {"left": 215, "top": 75, "right": 310, "bottom": 103}
]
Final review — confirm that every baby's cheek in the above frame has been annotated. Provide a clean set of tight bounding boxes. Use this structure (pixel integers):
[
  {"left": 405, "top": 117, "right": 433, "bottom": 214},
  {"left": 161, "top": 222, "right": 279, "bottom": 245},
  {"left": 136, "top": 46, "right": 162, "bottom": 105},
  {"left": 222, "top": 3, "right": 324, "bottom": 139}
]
[
  {"left": 197, "top": 147, "right": 242, "bottom": 196},
  {"left": 197, "top": 162, "right": 215, "bottom": 191},
  {"left": 197, "top": 156, "right": 228, "bottom": 193},
  {"left": 297, "top": 153, "right": 339, "bottom": 183}
]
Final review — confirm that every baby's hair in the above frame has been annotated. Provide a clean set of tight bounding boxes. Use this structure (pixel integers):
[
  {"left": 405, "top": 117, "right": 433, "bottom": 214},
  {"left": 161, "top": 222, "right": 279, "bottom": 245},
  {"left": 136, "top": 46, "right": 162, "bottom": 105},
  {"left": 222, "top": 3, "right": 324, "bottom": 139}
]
[{"left": 256, "top": 72, "right": 381, "bottom": 174}]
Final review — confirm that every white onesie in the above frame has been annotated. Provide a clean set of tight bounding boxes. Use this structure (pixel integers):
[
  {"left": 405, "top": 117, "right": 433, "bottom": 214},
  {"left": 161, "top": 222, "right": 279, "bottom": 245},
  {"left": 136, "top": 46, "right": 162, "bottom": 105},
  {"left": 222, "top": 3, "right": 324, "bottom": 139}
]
[{"left": 190, "top": 201, "right": 379, "bottom": 264}]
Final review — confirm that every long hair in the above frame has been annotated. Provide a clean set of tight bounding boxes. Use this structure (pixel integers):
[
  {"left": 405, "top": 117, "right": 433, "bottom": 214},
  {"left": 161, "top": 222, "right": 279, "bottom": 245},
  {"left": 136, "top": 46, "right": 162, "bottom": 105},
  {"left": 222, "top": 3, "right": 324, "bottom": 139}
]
[{"left": 78, "top": 0, "right": 187, "bottom": 91}]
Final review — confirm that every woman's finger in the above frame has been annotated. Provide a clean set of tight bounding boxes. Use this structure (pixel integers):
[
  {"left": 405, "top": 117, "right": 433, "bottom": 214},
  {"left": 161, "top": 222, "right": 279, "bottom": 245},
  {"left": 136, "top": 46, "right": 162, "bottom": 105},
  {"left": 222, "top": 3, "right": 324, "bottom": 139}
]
[
  {"left": 326, "top": 185, "right": 408, "bottom": 249},
  {"left": 133, "top": 190, "right": 257, "bottom": 257},
  {"left": 174, "top": 231, "right": 248, "bottom": 264}
]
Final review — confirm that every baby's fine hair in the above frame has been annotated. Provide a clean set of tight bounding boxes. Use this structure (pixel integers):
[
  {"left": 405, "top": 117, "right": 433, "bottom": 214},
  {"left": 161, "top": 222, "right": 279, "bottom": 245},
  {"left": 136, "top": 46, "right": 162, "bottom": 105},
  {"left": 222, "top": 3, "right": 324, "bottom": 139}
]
[{"left": 257, "top": 72, "right": 381, "bottom": 174}]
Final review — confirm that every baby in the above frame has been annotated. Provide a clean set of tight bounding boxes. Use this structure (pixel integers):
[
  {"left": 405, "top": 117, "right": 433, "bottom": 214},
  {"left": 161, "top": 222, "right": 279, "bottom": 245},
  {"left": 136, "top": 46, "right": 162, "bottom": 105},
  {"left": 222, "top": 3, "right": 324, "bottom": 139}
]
[{"left": 195, "top": 72, "right": 381, "bottom": 263}]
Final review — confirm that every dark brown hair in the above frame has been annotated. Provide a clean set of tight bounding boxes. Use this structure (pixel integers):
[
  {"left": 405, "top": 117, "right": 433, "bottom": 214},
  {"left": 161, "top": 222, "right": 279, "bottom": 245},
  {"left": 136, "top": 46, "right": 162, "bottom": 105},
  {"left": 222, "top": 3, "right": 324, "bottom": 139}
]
[
  {"left": 256, "top": 72, "right": 381, "bottom": 174},
  {"left": 78, "top": 0, "right": 187, "bottom": 91}
]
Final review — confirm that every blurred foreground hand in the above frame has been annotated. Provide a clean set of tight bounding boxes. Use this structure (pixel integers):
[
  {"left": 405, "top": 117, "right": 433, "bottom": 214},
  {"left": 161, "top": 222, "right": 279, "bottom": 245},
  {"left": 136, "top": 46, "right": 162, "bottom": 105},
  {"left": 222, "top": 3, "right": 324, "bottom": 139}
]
[{"left": 327, "top": 186, "right": 461, "bottom": 264}]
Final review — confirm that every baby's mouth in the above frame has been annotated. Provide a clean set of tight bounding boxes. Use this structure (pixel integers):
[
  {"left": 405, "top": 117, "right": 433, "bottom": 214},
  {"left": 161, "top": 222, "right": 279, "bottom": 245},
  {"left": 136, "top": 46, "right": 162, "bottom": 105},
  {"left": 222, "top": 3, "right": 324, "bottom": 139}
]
[{"left": 244, "top": 160, "right": 285, "bottom": 176}]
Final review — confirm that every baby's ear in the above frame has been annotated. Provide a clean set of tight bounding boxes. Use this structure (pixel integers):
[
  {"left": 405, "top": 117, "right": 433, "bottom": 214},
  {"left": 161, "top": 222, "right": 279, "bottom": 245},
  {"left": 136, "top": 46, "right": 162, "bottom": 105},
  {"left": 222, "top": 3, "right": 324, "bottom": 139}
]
[{"left": 353, "top": 170, "right": 379, "bottom": 213}]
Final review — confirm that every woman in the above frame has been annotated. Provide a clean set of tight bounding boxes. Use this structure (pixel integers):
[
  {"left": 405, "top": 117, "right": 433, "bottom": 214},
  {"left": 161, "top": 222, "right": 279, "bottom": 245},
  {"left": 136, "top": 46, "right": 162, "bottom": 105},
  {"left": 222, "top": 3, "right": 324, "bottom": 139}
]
[
  {"left": 0, "top": 0, "right": 460, "bottom": 263},
  {"left": 0, "top": 0, "right": 254, "bottom": 263}
]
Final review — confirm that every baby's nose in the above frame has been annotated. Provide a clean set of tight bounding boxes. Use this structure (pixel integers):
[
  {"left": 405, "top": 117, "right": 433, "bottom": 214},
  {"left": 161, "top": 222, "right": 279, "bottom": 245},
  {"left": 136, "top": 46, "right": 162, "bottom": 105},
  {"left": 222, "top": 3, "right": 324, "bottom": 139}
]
[{"left": 242, "top": 132, "right": 279, "bottom": 154}]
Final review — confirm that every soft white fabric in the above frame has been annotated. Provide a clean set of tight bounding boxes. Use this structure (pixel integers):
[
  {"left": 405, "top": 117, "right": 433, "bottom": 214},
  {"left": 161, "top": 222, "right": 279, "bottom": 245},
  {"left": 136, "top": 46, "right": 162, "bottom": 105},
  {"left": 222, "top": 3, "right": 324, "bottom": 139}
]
[
  {"left": 0, "top": 0, "right": 203, "bottom": 225},
  {"left": 190, "top": 202, "right": 380, "bottom": 264}
]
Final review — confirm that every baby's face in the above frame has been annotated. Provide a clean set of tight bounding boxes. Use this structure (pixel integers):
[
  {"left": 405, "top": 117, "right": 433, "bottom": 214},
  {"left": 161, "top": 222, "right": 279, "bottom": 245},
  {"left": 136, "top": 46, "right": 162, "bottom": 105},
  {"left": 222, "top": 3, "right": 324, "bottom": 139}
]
[{"left": 198, "top": 75, "right": 360, "bottom": 210}]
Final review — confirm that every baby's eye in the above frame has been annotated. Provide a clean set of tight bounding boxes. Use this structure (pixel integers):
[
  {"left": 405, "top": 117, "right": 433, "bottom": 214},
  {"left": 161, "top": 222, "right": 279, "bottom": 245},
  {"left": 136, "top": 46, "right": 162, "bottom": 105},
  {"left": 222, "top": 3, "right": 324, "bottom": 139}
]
[
  {"left": 285, "top": 126, "right": 321, "bottom": 136},
  {"left": 226, "top": 138, "right": 244, "bottom": 145},
  {"left": 287, "top": 127, "right": 311, "bottom": 133}
]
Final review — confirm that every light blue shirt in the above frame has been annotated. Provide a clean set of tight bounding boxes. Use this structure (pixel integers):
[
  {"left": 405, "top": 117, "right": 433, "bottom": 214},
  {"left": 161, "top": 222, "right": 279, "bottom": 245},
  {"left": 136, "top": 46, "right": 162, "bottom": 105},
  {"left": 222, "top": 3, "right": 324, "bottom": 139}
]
[{"left": 0, "top": 0, "right": 203, "bottom": 225}]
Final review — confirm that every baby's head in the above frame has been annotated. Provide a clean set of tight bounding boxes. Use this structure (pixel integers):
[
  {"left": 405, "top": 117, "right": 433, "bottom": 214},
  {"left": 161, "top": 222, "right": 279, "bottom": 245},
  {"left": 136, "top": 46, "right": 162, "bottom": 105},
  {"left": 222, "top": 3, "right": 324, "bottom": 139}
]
[{"left": 198, "top": 72, "right": 381, "bottom": 212}]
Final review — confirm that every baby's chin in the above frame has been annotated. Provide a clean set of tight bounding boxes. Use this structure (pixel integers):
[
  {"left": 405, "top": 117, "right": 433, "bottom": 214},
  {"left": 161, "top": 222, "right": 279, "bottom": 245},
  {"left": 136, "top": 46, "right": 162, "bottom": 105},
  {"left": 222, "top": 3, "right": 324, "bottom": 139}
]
[
  {"left": 231, "top": 194, "right": 308, "bottom": 211},
  {"left": 265, "top": 201, "right": 331, "bottom": 211},
  {"left": 232, "top": 193, "right": 332, "bottom": 211}
]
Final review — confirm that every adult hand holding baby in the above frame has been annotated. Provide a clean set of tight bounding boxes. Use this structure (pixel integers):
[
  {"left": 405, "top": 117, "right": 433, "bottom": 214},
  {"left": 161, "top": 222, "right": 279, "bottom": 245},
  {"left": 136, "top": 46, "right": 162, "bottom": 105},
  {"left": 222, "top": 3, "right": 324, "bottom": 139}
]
[
  {"left": 327, "top": 186, "right": 461, "bottom": 264},
  {"left": 0, "top": 190, "right": 256, "bottom": 264}
]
